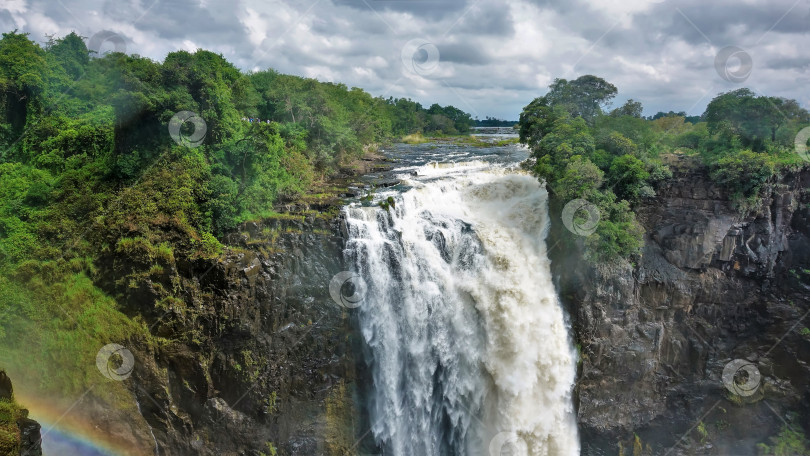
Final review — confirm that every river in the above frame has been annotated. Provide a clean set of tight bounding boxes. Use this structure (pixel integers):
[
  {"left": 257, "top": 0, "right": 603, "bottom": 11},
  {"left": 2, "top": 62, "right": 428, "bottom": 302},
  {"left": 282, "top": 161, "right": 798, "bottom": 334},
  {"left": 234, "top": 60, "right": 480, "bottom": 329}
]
[{"left": 342, "top": 129, "right": 580, "bottom": 455}]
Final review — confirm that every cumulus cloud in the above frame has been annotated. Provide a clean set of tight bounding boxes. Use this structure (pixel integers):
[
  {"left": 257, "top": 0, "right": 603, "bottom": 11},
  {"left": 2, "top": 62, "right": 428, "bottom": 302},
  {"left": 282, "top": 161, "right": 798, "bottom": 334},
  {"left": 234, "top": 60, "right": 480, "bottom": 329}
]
[{"left": 1, "top": 0, "right": 808, "bottom": 119}]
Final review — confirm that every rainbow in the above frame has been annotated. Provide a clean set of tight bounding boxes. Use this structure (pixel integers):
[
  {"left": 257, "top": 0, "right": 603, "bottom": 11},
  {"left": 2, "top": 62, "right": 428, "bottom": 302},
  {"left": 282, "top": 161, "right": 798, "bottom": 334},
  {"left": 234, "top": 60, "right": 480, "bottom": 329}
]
[{"left": 17, "top": 392, "right": 139, "bottom": 456}]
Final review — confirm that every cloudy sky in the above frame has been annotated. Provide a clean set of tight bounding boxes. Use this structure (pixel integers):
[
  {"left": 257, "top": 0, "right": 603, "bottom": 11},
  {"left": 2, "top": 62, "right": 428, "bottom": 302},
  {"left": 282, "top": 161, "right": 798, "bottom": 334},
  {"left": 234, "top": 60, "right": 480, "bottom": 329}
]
[{"left": 2, "top": 0, "right": 809, "bottom": 120}]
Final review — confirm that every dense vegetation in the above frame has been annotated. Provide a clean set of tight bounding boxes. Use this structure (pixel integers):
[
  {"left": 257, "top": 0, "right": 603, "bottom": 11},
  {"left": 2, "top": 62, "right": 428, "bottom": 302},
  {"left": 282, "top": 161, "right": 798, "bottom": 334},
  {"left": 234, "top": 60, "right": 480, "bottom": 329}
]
[
  {"left": 519, "top": 75, "right": 809, "bottom": 262},
  {"left": 474, "top": 116, "right": 517, "bottom": 127},
  {"left": 0, "top": 380, "right": 24, "bottom": 455},
  {"left": 0, "top": 30, "right": 473, "bottom": 398}
]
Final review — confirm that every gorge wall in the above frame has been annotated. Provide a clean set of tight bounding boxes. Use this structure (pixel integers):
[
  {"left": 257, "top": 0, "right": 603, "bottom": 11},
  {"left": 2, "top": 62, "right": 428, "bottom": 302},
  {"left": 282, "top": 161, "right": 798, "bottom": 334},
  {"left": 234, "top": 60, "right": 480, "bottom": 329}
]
[
  {"left": 81, "top": 212, "right": 363, "bottom": 456},
  {"left": 32, "top": 153, "right": 808, "bottom": 456},
  {"left": 550, "top": 156, "right": 810, "bottom": 454}
]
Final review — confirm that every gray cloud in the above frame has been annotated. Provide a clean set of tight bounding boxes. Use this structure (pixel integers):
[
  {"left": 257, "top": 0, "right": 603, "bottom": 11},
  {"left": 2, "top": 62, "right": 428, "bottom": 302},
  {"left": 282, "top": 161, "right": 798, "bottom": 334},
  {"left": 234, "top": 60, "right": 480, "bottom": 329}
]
[
  {"left": 438, "top": 41, "right": 491, "bottom": 65},
  {"left": 1, "top": 0, "right": 809, "bottom": 120},
  {"left": 332, "top": 0, "right": 471, "bottom": 19}
]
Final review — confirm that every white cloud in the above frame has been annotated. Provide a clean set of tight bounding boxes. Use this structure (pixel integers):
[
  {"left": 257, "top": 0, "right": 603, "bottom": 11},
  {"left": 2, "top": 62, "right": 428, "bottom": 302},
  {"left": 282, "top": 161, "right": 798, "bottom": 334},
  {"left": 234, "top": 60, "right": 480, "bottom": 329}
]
[
  {"left": 241, "top": 7, "right": 267, "bottom": 47},
  {"left": 3, "top": 0, "right": 27, "bottom": 15}
]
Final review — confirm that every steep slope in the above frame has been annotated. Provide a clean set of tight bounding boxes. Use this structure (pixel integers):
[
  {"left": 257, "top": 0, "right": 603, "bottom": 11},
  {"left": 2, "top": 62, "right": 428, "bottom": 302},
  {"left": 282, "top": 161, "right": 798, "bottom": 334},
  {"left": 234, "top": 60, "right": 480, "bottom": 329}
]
[{"left": 551, "top": 156, "right": 810, "bottom": 454}]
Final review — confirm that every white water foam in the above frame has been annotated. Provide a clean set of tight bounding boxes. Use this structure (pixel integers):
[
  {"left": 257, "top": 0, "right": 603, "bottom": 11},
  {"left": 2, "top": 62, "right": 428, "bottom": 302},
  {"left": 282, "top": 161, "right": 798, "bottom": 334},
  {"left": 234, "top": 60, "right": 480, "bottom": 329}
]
[{"left": 344, "top": 163, "right": 579, "bottom": 456}]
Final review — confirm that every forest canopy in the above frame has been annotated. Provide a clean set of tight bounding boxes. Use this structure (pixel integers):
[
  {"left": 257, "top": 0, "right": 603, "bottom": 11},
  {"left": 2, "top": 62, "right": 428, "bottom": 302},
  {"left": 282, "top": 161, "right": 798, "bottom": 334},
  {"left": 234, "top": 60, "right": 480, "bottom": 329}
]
[
  {"left": 0, "top": 30, "right": 474, "bottom": 247},
  {"left": 519, "top": 75, "right": 809, "bottom": 262},
  {"left": 0, "top": 30, "right": 474, "bottom": 397}
]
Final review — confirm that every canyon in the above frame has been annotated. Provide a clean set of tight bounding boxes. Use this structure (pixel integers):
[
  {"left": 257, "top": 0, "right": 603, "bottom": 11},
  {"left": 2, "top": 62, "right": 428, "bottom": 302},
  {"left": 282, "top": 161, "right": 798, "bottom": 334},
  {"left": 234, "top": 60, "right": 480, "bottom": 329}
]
[{"left": 9, "top": 151, "right": 809, "bottom": 456}]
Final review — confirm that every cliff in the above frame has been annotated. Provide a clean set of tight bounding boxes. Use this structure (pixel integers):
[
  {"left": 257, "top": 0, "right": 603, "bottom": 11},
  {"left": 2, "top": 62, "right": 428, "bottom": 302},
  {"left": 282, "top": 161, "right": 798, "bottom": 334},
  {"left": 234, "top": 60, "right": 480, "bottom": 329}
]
[
  {"left": 23, "top": 160, "right": 395, "bottom": 455},
  {"left": 138, "top": 214, "right": 364, "bottom": 455},
  {"left": 23, "top": 151, "right": 808, "bottom": 455},
  {"left": 44, "top": 211, "right": 365, "bottom": 456},
  {"left": 550, "top": 155, "right": 810, "bottom": 454}
]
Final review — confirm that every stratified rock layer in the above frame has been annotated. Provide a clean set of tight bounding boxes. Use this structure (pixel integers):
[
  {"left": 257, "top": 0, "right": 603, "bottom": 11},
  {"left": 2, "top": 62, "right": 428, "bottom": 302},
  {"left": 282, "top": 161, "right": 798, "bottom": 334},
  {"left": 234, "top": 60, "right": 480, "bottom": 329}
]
[{"left": 550, "top": 157, "right": 810, "bottom": 455}]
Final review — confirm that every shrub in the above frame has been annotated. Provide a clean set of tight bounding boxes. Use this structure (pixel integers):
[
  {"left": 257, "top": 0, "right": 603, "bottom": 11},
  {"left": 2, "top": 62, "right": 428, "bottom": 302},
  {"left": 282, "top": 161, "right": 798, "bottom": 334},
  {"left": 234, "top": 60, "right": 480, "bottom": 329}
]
[
  {"left": 708, "top": 150, "right": 775, "bottom": 212},
  {"left": 757, "top": 425, "right": 810, "bottom": 456},
  {"left": 607, "top": 154, "right": 650, "bottom": 203},
  {"left": 0, "top": 397, "right": 22, "bottom": 455}
]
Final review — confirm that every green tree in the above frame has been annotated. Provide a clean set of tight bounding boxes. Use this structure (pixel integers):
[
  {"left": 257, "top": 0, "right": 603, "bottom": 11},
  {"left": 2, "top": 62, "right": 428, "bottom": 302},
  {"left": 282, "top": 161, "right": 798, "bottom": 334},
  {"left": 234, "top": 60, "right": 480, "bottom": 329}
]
[
  {"left": 757, "top": 424, "right": 810, "bottom": 456},
  {"left": 45, "top": 32, "right": 89, "bottom": 81},
  {"left": 0, "top": 31, "right": 47, "bottom": 149},
  {"left": 555, "top": 156, "right": 604, "bottom": 200},
  {"left": 518, "top": 98, "right": 569, "bottom": 150},
  {"left": 704, "top": 89, "right": 808, "bottom": 151},
  {"left": 708, "top": 149, "right": 776, "bottom": 211},
  {"left": 584, "top": 191, "right": 644, "bottom": 261},
  {"left": 607, "top": 154, "right": 651, "bottom": 203},
  {"left": 544, "top": 75, "right": 618, "bottom": 123},
  {"left": 610, "top": 99, "right": 643, "bottom": 118},
  {"left": 531, "top": 116, "right": 595, "bottom": 181}
]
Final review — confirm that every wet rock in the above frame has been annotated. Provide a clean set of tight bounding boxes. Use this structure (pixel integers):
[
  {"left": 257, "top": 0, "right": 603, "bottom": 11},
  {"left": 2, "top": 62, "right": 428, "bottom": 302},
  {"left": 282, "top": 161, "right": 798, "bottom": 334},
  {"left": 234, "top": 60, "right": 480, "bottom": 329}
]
[
  {"left": 551, "top": 166, "right": 810, "bottom": 454},
  {"left": 375, "top": 179, "right": 400, "bottom": 188},
  {"left": 107, "top": 214, "right": 360, "bottom": 455},
  {"left": 0, "top": 370, "right": 11, "bottom": 400},
  {"left": 17, "top": 416, "right": 41, "bottom": 456}
]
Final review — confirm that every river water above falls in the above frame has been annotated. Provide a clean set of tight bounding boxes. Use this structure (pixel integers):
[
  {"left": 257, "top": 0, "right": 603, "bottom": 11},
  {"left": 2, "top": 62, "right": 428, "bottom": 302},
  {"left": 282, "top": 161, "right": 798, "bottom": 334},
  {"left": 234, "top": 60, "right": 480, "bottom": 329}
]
[{"left": 342, "top": 129, "right": 580, "bottom": 456}]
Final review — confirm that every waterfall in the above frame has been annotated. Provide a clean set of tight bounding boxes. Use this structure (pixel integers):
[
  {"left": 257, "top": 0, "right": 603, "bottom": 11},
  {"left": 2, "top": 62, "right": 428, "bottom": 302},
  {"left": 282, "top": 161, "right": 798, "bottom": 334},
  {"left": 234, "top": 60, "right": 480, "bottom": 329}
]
[
  {"left": 134, "top": 396, "right": 160, "bottom": 455},
  {"left": 344, "top": 162, "right": 579, "bottom": 456}
]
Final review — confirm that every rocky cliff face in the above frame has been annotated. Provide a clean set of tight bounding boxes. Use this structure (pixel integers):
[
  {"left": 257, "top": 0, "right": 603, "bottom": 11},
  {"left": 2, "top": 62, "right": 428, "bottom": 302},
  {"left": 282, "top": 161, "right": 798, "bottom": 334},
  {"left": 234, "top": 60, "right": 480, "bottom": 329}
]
[
  {"left": 49, "top": 153, "right": 808, "bottom": 455},
  {"left": 550, "top": 156, "right": 810, "bottom": 455},
  {"left": 84, "top": 213, "right": 364, "bottom": 456},
  {"left": 159, "top": 214, "right": 362, "bottom": 456}
]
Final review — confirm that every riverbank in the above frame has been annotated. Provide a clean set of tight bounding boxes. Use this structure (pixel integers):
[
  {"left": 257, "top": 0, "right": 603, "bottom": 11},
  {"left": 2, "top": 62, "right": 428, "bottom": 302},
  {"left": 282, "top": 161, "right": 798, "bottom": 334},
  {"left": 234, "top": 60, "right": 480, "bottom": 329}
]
[{"left": 402, "top": 131, "right": 520, "bottom": 147}]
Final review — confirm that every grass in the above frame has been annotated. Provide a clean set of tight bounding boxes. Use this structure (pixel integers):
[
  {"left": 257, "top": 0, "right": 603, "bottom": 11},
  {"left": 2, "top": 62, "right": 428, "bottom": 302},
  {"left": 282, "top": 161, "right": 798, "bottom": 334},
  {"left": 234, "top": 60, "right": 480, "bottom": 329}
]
[
  {"left": 402, "top": 133, "right": 431, "bottom": 144},
  {"left": 493, "top": 137, "right": 521, "bottom": 146},
  {"left": 0, "top": 271, "right": 146, "bottom": 405},
  {"left": 0, "top": 396, "right": 23, "bottom": 455}
]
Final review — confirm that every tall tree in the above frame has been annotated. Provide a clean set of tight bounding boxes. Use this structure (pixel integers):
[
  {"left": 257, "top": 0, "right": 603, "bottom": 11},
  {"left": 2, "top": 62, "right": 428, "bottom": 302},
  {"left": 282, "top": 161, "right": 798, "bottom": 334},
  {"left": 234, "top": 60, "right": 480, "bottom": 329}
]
[
  {"left": 704, "top": 88, "right": 809, "bottom": 151},
  {"left": 544, "top": 75, "right": 618, "bottom": 123},
  {"left": 518, "top": 97, "right": 569, "bottom": 150},
  {"left": 0, "top": 31, "right": 47, "bottom": 147},
  {"left": 46, "top": 32, "right": 89, "bottom": 81},
  {"left": 610, "top": 99, "right": 643, "bottom": 118}
]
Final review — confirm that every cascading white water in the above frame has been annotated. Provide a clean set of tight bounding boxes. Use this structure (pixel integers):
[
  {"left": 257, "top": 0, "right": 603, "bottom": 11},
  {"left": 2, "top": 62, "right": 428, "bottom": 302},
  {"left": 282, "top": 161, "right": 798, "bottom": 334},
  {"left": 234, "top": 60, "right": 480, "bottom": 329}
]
[{"left": 344, "top": 161, "right": 579, "bottom": 456}]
